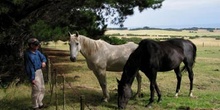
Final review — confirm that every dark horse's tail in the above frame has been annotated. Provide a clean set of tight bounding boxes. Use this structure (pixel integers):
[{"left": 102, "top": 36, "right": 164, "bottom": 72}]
[{"left": 181, "top": 41, "right": 197, "bottom": 72}]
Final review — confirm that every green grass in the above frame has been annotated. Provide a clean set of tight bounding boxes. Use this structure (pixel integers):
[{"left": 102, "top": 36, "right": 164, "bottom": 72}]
[
  {"left": 197, "top": 46, "right": 220, "bottom": 58},
  {"left": 1, "top": 43, "right": 220, "bottom": 110}
]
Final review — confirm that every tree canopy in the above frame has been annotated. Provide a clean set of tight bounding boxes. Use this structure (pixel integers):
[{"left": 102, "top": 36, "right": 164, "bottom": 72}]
[
  {"left": 0, "top": 0, "right": 164, "bottom": 81},
  {"left": 0, "top": 0, "right": 164, "bottom": 41}
]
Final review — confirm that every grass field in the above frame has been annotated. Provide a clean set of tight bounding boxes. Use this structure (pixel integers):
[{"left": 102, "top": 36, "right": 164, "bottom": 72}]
[{"left": 0, "top": 31, "right": 220, "bottom": 110}]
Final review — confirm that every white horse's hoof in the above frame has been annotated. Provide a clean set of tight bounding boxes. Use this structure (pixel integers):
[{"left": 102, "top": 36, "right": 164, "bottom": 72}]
[{"left": 102, "top": 98, "right": 108, "bottom": 102}]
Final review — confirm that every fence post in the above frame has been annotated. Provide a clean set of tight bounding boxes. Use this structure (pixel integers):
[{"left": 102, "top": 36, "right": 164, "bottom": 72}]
[
  {"left": 46, "top": 55, "right": 51, "bottom": 84},
  {"left": 54, "top": 69, "right": 58, "bottom": 110},
  {"left": 49, "top": 61, "right": 54, "bottom": 105},
  {"left": 63, "top": 75, "right": 65, "bottom": 110},
  {"left": 80, "top": 95, "right": 85, "bottom": 110}
]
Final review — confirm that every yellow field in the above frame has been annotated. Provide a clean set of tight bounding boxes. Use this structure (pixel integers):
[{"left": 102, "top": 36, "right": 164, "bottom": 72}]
[
  {"left": 43, "top": 29, "right": 220, "bottom": 49},
  {"left": 105, "top": 29, "right": 220, "bottom": 46},
  {"left": 191, "top": 38, "right": 220, "bottom": 47}
]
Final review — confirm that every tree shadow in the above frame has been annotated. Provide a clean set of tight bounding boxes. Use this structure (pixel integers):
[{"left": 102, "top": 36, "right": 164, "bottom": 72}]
[
  {"left": 53, "top": 85, "right": 118, "bottom": 109},
  {"left": 42, "top": 48, "right": 118, "bottom": 109},
  {"left": 0, "top": 94, "right": 33, "bottom": 110}
]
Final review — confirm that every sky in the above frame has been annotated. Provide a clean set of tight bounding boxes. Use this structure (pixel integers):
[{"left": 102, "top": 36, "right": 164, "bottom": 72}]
[{"left": 108, "top": 0, "right": 220, "bottom": 29}]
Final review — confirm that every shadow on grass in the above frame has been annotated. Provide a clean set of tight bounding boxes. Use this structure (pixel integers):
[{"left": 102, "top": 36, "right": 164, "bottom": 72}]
[
  {"left": 42, "top": 48, "right": 118, "bottom": 109},
  {"left": 0, "top": 88, "right": 53, "bottom": 110},
  {"left": 47, "top": 84, "right": 118, "bottom": 109},
  {"left": 0, "top": 97, "right": 31, "bottom": 110}
]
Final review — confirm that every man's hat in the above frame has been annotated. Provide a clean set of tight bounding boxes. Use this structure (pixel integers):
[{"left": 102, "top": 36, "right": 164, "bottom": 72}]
[{"left": 28, "top": 38, "right": 40, "bottom": 45}]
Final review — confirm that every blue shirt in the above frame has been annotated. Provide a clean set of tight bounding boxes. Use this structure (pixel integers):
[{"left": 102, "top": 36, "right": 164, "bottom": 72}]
[{"left": 24, "top": 49, "right": 47, "bottom": 81}]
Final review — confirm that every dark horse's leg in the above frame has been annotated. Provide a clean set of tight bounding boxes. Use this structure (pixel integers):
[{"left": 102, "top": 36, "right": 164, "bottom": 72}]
[
  {"left": 186, "top": 64, "right": 194, "bottom": 97},
  {"left": 145, "top": 70, "right": 161, "bottom": 108},
  {"left": 155, "top": 81, "right": 161, "bottom": 102},
  {"left": 174, "top": 66, "right": 182, "bottom": 97},
  {"left": 183, "top": 59, "right": 194, "bottom": 97}
]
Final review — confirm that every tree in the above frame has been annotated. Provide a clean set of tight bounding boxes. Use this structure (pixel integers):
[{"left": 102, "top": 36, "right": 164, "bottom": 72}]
[
  {"left": 0, "top": 0, "right": 164, "bottom": 84},
  {"left": 1, "top": 0, "right": 164, "bottom": 40}
]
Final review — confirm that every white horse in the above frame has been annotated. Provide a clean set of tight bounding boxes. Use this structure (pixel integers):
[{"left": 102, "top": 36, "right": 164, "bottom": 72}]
[{"left": 69, "top": 32, "right": 142, "bottom": 102}]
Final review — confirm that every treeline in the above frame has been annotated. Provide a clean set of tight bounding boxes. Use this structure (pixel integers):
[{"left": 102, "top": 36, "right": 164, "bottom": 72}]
[{"left": 108, "top": 26, "right": 220, "bottom": 32}]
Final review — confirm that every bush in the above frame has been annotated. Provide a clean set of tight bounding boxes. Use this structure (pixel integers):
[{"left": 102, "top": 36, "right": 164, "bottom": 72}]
[
  {"left": 101, "top": 35, "right": 126, "bottom": 45},
  {"left": 122, "top": 37, "right": 142, "bottom": 44}
]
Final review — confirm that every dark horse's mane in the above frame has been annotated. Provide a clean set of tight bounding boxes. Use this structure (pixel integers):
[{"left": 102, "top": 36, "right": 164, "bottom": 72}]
[
  {"left": 120, "top": 39, "right": 161, "bottom": 84},
  {"left": 118, "top": 38, "right": 197, "bottom": 109}
]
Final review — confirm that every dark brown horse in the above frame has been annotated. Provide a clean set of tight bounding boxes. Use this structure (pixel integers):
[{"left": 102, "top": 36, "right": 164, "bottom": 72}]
[{"left": 117, "top": 39, "right": 197, "bottom": 109}]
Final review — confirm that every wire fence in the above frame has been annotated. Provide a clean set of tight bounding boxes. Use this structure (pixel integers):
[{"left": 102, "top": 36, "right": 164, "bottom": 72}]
[{"left": 45, "top": 56, "right": 92, "bottom": 110}]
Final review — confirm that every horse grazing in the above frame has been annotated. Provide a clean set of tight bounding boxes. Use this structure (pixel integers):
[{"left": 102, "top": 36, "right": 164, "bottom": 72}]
[
  {"left": 117, "top": 39, "right": 197, "bottom": 109},
  {"left": 69, "top": 32, "right": 142, "bottom": 102}
]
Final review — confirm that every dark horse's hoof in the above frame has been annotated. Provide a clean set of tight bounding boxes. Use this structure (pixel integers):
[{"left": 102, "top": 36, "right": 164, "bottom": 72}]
[
  {"left": 138, "top": 93, "right": 144, "bottom": 98},
  {"left": 145, "top": 101, "right": 153, "bottom": 109},
  {"left": 157, "top": 98, "right": 162, "bottom": 103},
  {"left": 177, "top": 106, "right": 190, "bottom": 110},
  {"left": 133, "top": 93, "right": 144, "bottom": 99}
]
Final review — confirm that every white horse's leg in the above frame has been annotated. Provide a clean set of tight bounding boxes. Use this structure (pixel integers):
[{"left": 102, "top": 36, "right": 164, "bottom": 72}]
[
  {"left": 93, "top": 69, "right": 109, "bottom": 102},
  {"left": 134, "top": 71, "right": 142, "bottom": 98}
]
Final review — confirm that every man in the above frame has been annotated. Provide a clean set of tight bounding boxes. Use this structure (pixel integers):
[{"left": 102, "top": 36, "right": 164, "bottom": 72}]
[{"left": 24, "top": 38, "right": 47, "bottom": 110}]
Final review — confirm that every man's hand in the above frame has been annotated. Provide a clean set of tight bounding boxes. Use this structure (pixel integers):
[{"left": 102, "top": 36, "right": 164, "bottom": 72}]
[
  {"left": 42, "top": 62, "right": 46, "bottom": 68},
  {"left": 32, "top": 80, "right": 37, "bottom": 85}
]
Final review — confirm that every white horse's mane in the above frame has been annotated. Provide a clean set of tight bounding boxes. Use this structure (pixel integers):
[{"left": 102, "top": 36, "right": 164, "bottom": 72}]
[{"left": 77, "top": 34, "right": 108, "bottom": 56}]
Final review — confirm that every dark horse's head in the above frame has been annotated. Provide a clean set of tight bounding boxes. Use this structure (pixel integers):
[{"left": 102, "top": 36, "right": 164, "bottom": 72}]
[{"left": 117, "top": 79, "right": 132, "bottom": 109}]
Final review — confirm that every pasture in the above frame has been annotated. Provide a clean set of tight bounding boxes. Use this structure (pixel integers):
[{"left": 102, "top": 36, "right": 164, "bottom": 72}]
[{"left": 0, "top": 30, "right": 220, "bottom": 110}]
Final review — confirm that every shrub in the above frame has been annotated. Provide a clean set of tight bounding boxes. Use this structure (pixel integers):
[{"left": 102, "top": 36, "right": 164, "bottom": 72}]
[
  {"left": 122, "top": 37, "right": 142, "bottom": 44},
  {"left": 101, "top": 35, "right": 126, "bottom": 45}
]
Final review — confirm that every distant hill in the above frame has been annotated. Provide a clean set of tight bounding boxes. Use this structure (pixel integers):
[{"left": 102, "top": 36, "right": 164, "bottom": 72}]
[{"left": 107, "top": 27, "right": 220, "bottom": 32}]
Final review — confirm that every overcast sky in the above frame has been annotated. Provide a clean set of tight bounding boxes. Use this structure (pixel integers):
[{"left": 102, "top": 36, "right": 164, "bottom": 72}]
[{"left": 108, "top": 0, "right": 220, "bottom": 29}]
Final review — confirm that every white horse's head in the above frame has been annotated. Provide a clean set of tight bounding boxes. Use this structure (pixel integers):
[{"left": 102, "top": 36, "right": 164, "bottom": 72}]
[{"left": 69, "top": 31, "right": 81, "bottom": 62}]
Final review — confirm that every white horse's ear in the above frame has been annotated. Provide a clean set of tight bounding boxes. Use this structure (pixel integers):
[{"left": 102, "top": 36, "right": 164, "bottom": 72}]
[
  {"left": 75, "top": 31, "right": 79, "bottom": 37},
  {"left": 68, "top": 31, "right": 72, "bottom": 36}
]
